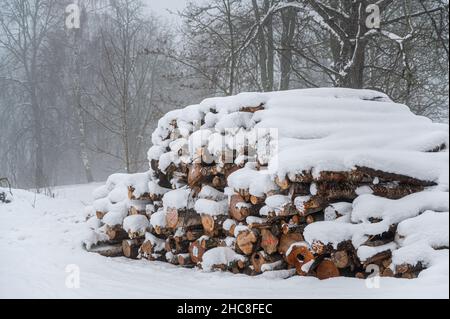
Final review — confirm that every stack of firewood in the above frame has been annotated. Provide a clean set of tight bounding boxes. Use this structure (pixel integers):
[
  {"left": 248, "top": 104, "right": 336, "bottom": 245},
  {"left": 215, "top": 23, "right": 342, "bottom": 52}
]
[{"left": 86, "top": 89, "right": 448, "bottom": 280}]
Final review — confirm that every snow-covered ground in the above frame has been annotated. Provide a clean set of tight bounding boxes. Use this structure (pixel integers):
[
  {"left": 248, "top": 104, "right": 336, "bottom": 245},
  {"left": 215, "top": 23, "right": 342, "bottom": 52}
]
[{"left": 0, "top": 184, "right": 448, "bottom": 299}]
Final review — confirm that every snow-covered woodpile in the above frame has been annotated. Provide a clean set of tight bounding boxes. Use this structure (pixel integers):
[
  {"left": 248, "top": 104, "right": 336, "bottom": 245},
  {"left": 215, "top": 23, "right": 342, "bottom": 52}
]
[
  {"left": 0, "top": 190, "right": 13, "bottom": 204},
  {"left": 0, "top": 178, "right": 13, "bottom": 204},
  {"left": 84, "top": 88, "right": 449, "bottom": 280}
]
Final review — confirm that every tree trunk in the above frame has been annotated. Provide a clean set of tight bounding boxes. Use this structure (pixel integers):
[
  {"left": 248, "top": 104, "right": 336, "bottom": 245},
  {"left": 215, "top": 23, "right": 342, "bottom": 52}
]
[{"left": 279, "top": 1, "right": 296, "bottom": 90}]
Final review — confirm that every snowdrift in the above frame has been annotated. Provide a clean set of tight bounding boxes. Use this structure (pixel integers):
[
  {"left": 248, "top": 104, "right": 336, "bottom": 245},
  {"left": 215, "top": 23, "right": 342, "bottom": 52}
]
[{"left": 85, "top": 88, "right": 449, "bottom": 280}]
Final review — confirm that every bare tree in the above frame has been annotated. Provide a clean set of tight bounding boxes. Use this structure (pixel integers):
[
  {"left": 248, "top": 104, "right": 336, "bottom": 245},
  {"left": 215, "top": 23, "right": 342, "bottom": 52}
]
[
  {"left": 0, "top": 0, "right": 59, "bottom": 188},
  {"left": 84, "top": 0, "right": 170, "bottom": 173}
]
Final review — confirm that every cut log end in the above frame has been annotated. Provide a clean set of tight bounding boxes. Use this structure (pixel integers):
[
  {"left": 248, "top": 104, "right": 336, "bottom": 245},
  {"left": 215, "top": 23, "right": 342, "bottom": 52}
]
[
  {"left": 122, "top": 239, "right": 142, "bottom": 259},
  {"left": 316, "top": 259, "right": 340, "bottom": 280}
]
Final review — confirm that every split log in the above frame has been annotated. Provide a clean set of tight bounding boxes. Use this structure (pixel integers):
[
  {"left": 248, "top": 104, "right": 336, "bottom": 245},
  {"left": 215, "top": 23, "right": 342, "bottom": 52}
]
[
  {"left": 122, "top": 239, "right": 144, "bottom": 259},
  {"left": 260, "top": 228, "right": 279, "bottom": 255},
  {"left": 106, "top": 225, "right": 129, "bottom": 241},
  {"left": 201, "top": 214, "right": 228, "bottom": 236},
  {"left": 236, "top": 229, "right": 260, "bottom": 255},
  {"left": 166, "top": 208, "right": 202, "bottom": 229}
]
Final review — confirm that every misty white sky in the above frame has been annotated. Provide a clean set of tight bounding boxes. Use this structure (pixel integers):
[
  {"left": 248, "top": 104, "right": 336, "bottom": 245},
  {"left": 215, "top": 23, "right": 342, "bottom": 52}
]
[{"left": 143, "top": 0, "right": 188, "bottom": 19}]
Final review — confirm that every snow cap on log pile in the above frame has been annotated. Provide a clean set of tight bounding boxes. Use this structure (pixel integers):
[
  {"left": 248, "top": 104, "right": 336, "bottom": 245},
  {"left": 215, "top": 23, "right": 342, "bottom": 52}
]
[
  {"left": 162, "top": 188, "right": 192, "bottom": 210},
  {"left": 153, "top": 88, "right": 448, "bottom": 187}
]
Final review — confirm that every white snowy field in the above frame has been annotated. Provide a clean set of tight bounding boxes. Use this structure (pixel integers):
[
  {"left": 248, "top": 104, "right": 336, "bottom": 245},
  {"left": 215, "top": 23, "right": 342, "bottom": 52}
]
[{"left": 0, "top": 184, "right": 448, "bottom": 299}]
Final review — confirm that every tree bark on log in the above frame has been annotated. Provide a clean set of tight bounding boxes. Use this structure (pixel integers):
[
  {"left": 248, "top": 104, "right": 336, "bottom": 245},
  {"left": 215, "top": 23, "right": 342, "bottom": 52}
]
[
  {"left": 166, "top": 208, "right": 202, "bottom": 229},
  {"left": 289, "top": 168, "right": 435, "bottom": 186},
  {"left": 88, "top": 243, "right": 124, "bottom": 257}
]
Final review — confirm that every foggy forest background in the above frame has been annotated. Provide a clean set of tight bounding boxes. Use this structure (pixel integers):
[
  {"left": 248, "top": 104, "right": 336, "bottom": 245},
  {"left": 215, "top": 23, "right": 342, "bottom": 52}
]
[{"left": 0, "top": 0, "right": 448, "bottom": 190}]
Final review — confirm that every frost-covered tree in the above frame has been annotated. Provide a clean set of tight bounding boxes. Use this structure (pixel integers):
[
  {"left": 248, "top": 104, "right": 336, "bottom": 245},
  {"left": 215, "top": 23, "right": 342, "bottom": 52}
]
[{"left": 0, "top": 0, "right": 60, "bottom": 188}]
